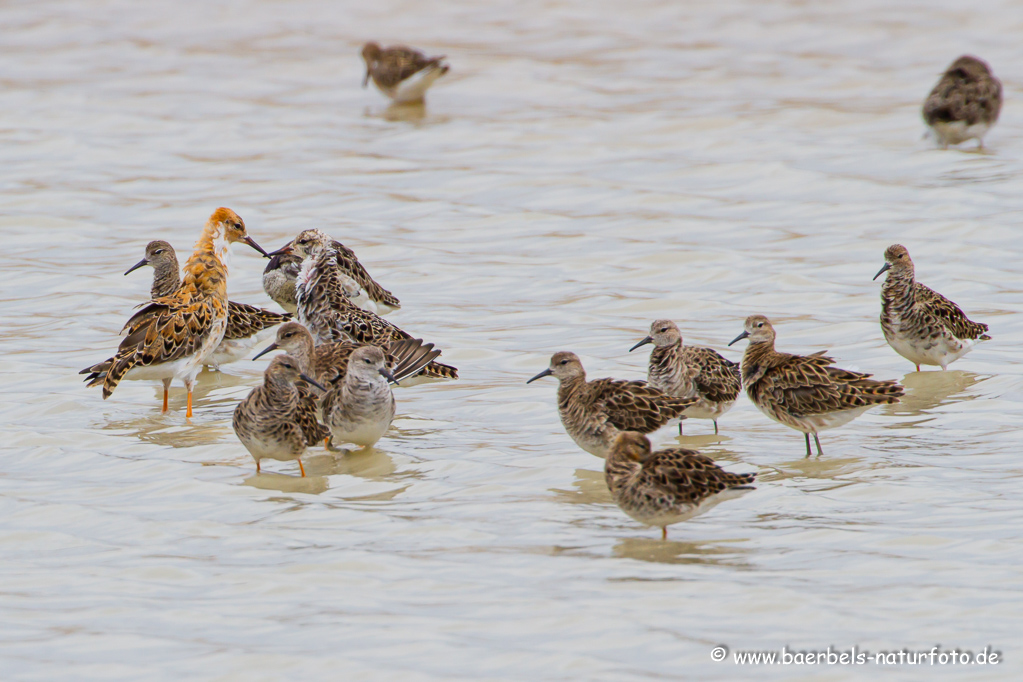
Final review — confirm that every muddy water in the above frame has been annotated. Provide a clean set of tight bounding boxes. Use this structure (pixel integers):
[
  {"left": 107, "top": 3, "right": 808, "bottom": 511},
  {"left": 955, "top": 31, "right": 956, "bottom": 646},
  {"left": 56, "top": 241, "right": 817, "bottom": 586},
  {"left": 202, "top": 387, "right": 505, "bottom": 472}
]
[{"left": 1, "top": 0, "right": 1022, "bottom": 679}]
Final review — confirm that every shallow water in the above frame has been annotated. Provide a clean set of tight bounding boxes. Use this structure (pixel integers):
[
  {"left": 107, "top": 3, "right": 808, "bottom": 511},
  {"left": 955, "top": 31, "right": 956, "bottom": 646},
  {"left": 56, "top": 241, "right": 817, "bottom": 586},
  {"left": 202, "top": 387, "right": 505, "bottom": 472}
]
[{"left": 2, "top": 0, "right": 1022, "bottom": 679}]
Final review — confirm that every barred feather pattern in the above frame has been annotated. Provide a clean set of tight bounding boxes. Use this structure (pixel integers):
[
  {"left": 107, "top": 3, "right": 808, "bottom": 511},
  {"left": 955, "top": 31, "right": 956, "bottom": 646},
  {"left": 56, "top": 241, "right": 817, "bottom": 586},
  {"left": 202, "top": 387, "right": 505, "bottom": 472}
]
[
  {"left": 648, "top": 341, "right": 741, "bottom": 421},
  {"left": 92, "top": 237, "right": 230, "bottom": 398},
  {"left": 233, "top": 356, "right": 328, "bottom": 467},
  {"left": 606, "top": 433, "right": 755, "bottom": 530},
  {"left": 740, "top": 322, "right": 903, "bottom": 435},
  {"left": 539, "top": 352, "right": 694, "bottom": 458},
  {"left": 879, "top": 245, "right": 989, "bottom": 370},
  {"left": 296, "top": 248, "right": 457, "bottom": 379}
]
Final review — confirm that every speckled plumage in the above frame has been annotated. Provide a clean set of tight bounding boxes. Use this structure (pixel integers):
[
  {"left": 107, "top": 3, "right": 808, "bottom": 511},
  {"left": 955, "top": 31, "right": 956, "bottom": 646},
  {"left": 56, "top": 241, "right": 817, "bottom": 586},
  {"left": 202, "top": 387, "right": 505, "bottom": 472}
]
[
  {"left": 631, "top": 320, "right": 741, "bottom": 434},
  {"left": 294, "top": 237, "right": 457, "bottom": 379},
  {"left": 923, "top": 55, "right": 1001, "bottom": 148},
  {"left": 320, "top": 346, "right": 396, "bottom": 448},
  {"left": 287, "top": 229, "right": 399, "bottom": 313},
  {"left": 253, "top": 321, "right": 442, "bottom": 387},
  {"left": 361, "top": 42, "right": 449, "bottom": 104},
  {"left": 527, "top": 351, "right": 695, "bottom": 458},
  {"left": 729, "top": 315, "right": 903, "bottom": 457},
  {"left": 605, "top": 432, "right": 755, "bottom": 539},
  {"left": 232, "top": 355, "right": 328, "bottom": 476},
  {"left": 875, "top": 244, "right": 989, "bottom": 371},
  {"left": 80, "top": 209, "right": 267, "bottom": 416},
  {"left": 121, "top": 240, "right": 290, "bottom": 369}
]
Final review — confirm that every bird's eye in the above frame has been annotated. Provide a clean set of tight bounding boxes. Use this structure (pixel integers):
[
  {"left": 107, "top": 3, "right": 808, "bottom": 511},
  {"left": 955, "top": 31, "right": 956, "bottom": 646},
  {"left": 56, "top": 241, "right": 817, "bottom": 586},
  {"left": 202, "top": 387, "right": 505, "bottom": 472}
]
[
  {"left": 153, "top": 249, "right": 163, "bottom": 255},
  {"left": 559, "top": 360, "right": 568, "bottom": 365},
  {"left": 364, "top": 358, "right": 372, "bottom": 364},
  {"left": 757, "top": 323, "right": 764, "bottom": 328},
  {"left": 298, "top": 238, "right": 309, "bottom": 245},
  {"left": 659, "top": 327, "right": 668, "bottom": 333}
]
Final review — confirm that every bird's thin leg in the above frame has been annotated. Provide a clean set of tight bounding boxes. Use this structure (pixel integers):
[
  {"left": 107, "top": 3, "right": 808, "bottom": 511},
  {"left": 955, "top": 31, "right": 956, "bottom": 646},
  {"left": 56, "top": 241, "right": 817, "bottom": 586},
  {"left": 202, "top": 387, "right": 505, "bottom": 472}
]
[
  {"left": 713, "top": 420, "right": 719, "bottom": 435},
  {"left": 298, "top": 459, "right": 306, "bottom": 477},
  {"left": 661, "top": 527, "right": 667, "bottom": 541},
  {"left": 813, "top": 433, "right": 824, "bottom": 457},
  {"left": 185, "top": 380, "right": 194, "bottom": 419},
  {"left": 161, "top": 378, "right": 170, "bottom": 413},
  {"left": 256, "top": 460, "right": 261, "bottom": 473},
  {"left": 804, "top": 433, "right": 812, "bottom": 458},
  {"left": 678, "top": 422, "right": 684, "bottom": 436},
  {"left": 915, "top": 364, "right": 921, "bottom": 372}
]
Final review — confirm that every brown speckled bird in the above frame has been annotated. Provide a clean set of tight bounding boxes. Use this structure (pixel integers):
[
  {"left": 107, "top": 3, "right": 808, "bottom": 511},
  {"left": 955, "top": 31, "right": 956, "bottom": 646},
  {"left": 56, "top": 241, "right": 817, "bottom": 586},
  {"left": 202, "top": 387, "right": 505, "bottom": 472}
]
[
  {"left": 729, "top": 315, "right": 903, "bottom": 457},
  {"left": 923, "top": 55, "right": 1001, "bottom": 149},
  {"left": 122, "top": 240, "right": 291, "bottom": 369},
  {"left": 605, "top": 432, "right": 756, "bottom": 540},
  {"left": 874, "top": 244, "right": 989, "bottom": 371},
  {"left": 527, "top": 351, "right": 695, "bottom": 458},
  {"left": 293, "top": 233, "right": 457, "bottom": 380},
  {"left": 361, "top": 42, "right": 449, "bottom": 104},
  {"left": 81, "top": 209, "right": 267, "bottom": 417},
  {"left": 252, "top": 321, "right": 441, "bottom": 386},
  {"left": 278, "top": 229, "right": 399, "bottom": 314},
  {"left": 232, "top": 354, "right": 329, "bottom": 476},
  {"left": 630, "top": 319, "right": 741, "bottom": 435}
]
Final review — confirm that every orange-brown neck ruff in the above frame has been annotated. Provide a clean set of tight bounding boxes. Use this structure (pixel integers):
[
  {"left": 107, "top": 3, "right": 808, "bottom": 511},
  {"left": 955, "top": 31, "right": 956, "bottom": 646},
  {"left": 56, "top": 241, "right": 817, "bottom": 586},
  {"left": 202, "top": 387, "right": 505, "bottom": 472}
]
[{"left": 180, "top": 222, "right": 229, "bottom": 299}]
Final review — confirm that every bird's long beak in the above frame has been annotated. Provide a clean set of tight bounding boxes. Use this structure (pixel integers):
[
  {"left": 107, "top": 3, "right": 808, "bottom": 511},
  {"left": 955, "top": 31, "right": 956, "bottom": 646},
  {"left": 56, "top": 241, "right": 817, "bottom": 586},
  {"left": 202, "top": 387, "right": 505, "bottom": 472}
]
[
  {"left": 379, "top": 367, "right": 396, "bottom": 383},
  {"left": 873, "top": 262, "right": 892, "bottom": 281},
  {"left": 629, "top": 336, "right": 653, "bottom": 352},
  {"left": 242, "top": 236, "right": 269, "bottom": 257},
  {"left": 266, "top": 242, "right": 294, "bottom": 258},
  {"left": 728, "top": 331, "right": 750, "bottom": 347},
  {"left": 124, "top": 258, "right": 149, "bottom": 276},
  {"left": 300, "top": 373, "right": 327, "bottom": 392},
  {"left": 363, "top": 69, "right": 371, "bottom": 88},
  {"left": 252, "top": 342, "right": 279, "bottom": 361},
  {"left": 526, "top": 368, "right": 553, "bottom": 384}
]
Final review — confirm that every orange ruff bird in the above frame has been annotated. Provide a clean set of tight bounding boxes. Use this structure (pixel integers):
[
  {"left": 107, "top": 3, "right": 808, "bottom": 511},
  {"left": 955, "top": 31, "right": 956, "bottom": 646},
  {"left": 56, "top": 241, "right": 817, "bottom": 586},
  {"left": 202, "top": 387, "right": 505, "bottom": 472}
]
[{"left": 82, "top": 208, "right": 267, "bottom": 416}]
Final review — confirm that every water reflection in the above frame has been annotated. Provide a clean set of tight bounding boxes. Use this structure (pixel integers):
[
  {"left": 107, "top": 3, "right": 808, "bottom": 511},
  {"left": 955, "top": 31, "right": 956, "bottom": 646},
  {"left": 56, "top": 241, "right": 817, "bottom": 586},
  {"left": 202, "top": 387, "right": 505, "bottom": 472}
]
[
  {"left": 243, "top": 472, "right": 330, "bottom": 495},
  {"left": 379, "top": 101, "right": 428, "bottom": 123},
  {"left": 885, "top": 370, "right": 985, "bottom": 416},
  {"left": 612, "top": 537, "right": 752, "bottom": 568},
  {"left": 550, "top": 468, "right": 613, "bottom": 505},
  {"left": 99, "top": 414, "right": 233, "bottom": 449}
]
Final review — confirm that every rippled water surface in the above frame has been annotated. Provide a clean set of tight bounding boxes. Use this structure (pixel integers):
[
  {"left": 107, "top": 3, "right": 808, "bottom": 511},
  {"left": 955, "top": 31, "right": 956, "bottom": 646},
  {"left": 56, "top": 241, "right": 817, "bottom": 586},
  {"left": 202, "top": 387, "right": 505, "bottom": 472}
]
[{"left": 2, "top": 0, "right": 1023, "bottom": 679}]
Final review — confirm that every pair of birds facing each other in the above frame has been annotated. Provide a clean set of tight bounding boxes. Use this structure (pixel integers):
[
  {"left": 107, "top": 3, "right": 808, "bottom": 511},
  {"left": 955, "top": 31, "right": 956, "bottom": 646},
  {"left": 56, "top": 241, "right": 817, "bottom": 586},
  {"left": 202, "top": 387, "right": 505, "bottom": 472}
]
[
  {"left": 361, "top": 42, "right": 449, "bottom": 105},
  {"left": 923, "top": 55, "right": 1002, "bottom": 149},
  {"left": 80, "top": 209, "right": 268, "bottom": 417}
]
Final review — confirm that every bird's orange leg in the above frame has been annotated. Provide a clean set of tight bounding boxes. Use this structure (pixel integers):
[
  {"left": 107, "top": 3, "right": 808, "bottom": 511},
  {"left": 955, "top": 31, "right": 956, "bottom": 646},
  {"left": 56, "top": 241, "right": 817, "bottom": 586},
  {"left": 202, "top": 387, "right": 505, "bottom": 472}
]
[
  {"left": 661, "top": 527, "right": 667, "bottom": 541},
  {"left": 186, "top": 390, "right": 193, "bottom": 419},
  {"left": 162, "top": 389, "right": 169, "bottom": 413},
  {"left": 297, "top": 459, "right": 306, "bottom": 477},
  {"left": 256, "top": 460, "right": 261, "bottom": 473}
]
